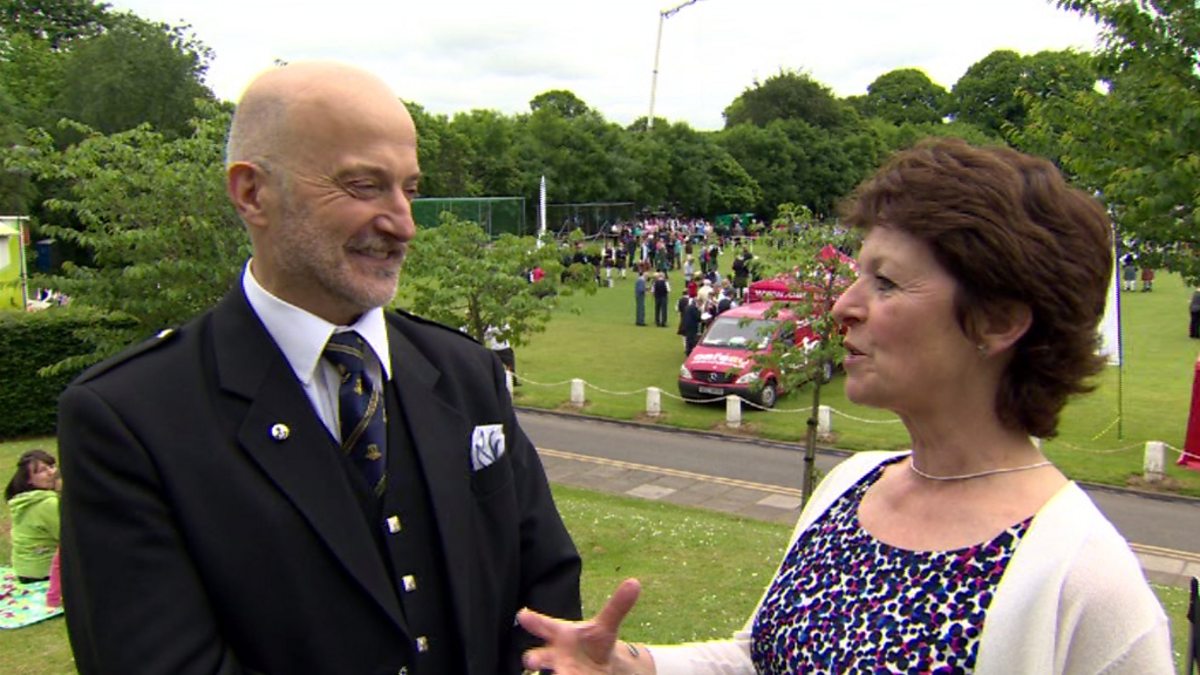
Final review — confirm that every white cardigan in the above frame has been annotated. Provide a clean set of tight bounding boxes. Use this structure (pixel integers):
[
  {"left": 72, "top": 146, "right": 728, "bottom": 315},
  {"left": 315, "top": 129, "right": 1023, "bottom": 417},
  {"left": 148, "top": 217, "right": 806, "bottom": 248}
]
[{"left": 651, "top": 451, "right": 1174, "bottom": 674}]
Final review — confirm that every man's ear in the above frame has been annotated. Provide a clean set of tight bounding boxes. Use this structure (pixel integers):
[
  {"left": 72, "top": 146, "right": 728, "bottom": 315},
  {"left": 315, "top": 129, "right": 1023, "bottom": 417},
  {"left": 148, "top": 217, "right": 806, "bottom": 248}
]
[
  {"left": 980, "top": 301, "right": 1032, "bottom": 355},
  {"left": 227, "top": 161, "right": 272, "bottom": 229}
]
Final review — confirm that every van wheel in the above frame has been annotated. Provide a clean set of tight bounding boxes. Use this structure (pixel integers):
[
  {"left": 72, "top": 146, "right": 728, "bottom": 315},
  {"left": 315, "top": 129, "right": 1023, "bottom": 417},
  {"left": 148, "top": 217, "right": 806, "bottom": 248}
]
[
  {"left": 819, "top": 360, "right": 835, "bottom": 384},
  {"left": 757, "top": 382, "right": 778, "bottom": 409}
]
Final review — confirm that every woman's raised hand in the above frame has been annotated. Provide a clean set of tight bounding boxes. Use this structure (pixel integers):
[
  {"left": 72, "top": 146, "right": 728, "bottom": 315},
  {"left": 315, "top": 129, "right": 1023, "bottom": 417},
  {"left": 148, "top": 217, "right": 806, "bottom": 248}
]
[{"left": 518, "top": 578, "right": 643, "bottom": 674}]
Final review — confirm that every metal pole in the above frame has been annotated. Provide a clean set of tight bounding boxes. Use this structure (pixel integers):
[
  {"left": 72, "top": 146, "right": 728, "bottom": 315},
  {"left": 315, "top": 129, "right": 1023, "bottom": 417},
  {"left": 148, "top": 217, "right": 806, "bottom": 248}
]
[
  {"left": 648, "top": 12, "right": 666, "bottom": 129},
  {"left": 647, "top": 0, "right": 706, "bottom": 130}
]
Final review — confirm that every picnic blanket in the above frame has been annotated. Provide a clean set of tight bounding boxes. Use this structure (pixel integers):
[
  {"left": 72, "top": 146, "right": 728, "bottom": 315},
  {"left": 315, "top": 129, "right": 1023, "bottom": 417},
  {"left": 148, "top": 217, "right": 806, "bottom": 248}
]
[{"left": 0, "top": 568, "right": 63, "bottom": 629}]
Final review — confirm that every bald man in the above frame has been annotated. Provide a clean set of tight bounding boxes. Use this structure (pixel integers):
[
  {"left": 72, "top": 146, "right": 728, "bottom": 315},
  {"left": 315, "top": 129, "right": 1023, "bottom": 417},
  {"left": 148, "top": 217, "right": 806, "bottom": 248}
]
[{"left": 58, "top": 62, "right": 581, "bottom": 675}]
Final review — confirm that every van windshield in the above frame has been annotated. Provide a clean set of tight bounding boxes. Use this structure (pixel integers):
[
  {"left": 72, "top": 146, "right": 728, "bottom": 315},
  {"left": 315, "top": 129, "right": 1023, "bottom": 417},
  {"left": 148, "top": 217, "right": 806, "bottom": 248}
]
[{"left": 701, "top": 318, "right": 777, "bottom": 350}]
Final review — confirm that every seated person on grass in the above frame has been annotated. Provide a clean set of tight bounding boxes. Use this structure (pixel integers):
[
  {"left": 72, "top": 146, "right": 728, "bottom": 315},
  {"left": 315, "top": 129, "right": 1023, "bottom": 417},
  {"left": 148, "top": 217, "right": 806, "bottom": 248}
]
[{"left": 6, "top": 449, "right": 61, "bottom": 583}]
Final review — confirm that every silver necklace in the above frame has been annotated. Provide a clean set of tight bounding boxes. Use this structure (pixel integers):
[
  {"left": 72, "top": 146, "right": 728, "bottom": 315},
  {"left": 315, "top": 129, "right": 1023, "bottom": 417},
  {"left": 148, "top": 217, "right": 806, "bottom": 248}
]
[{"left": 908, "top": 457, "right": 1054, "bottom": 481}]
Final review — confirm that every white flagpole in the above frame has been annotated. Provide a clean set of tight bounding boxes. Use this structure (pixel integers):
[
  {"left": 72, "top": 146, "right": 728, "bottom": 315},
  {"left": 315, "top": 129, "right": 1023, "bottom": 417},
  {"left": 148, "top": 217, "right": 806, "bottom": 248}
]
[{"left": 537, "top": 175, "right": 547, "bottom": 248}]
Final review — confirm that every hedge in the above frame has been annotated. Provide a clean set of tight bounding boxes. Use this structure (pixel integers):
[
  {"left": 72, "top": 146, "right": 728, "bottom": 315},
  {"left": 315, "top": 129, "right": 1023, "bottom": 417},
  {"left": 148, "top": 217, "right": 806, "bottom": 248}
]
[{"left": 0, "top": 309, "right": 126, "bottom": 439}]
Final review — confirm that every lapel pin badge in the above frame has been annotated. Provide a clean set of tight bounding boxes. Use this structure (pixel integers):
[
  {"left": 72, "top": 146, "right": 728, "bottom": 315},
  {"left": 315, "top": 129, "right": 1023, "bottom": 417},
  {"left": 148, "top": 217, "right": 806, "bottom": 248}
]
[{"left": 270, "top": 423, "right": 290, "bottom": 441}]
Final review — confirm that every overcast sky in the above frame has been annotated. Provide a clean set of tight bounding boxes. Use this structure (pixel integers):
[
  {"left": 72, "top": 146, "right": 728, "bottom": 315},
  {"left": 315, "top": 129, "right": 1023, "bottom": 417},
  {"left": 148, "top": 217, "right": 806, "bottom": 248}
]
[{"left": 107, "top": 0, "right": 1104, "bottom": 131}]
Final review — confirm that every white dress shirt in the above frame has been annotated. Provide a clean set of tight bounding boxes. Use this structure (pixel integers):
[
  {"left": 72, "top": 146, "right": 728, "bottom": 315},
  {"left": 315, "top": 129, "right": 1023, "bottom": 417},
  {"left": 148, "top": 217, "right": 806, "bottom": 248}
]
[{"left": 241, "top": 261, "right": 392, "bottom": 441}]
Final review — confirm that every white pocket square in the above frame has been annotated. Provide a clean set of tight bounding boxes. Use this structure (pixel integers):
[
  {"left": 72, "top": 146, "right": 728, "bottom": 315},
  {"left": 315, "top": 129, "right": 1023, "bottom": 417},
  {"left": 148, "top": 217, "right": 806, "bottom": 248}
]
[{"left": 471, "top": 424, "right": 506, "bottom": 471}]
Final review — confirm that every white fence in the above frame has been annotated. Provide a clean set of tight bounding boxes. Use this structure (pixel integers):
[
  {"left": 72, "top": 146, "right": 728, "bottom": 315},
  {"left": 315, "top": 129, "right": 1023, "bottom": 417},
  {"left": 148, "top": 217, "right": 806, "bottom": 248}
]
[{"left": 510, "top": 373, "right": 1193, "bottom": 484}]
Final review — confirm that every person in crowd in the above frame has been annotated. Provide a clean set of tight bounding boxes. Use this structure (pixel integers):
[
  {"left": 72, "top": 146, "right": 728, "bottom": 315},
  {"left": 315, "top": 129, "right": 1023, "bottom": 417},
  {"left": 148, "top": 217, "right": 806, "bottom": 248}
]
[
  {"left": 683, "top": 255, "right": 695, "bottom": 280},
  {"left": 615, "top": 242, "right": 628, "bottom": 279},
  {"left": 652, "top": 272, "right": 671, "bottom": 327},
  {"left": 731, "top": 248, "right": 750, "bottom": 300},
  {"left": 1140, "top": 266, "right": 1155, "bottom": 292},
  {"left": 6, "top": 449, "right": 60, "bottom": 584},
  {"left": 681, "top": 297, "right": 703, "bottom": 356},
  {"left": 485, "top": 324, "right": 518, "bottom": 385},
  {"left": 634, "top": 271, "right": 647, "bottom": 326},
  {"left": 696, "top": 278, "right": 713, "bottom": 309},
  {"left": 517, "top": 138, "right": 1172, "bottom": 674},
  {"left": 715, "top": 282, "right": 735, "bottom": 316},
  {"left": 57, "top": 61, "right": 580, "bottom": 675},
  {"left": 1122, "top": 254, "right": 1138, "bottom": 291}
]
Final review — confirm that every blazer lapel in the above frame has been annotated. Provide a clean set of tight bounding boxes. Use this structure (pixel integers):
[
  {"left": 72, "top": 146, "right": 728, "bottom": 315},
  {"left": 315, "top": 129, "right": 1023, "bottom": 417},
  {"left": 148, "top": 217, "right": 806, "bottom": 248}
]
[
  {"left": 211, "top": 287, "right": 408, "bottom": 633},
  {"left": 386, "top": 323, "right": 475, "bottom": 649}
]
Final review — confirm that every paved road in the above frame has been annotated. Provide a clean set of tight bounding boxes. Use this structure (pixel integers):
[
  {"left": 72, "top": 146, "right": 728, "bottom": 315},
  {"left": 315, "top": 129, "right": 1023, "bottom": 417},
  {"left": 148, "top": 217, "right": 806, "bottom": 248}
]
[{"left": 518, "top": 408, "right": 1200, "bottom": 585}]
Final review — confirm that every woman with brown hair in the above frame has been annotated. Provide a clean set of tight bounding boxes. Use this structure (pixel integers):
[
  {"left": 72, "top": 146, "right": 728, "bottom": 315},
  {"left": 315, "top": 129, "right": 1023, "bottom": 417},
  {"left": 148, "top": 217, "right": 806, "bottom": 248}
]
[
  {"left": 6, "top": 449, "right": 61, "bottom": 583},
  {"left": 519, "top": 139, "right": 1172, "bottom": 674}
]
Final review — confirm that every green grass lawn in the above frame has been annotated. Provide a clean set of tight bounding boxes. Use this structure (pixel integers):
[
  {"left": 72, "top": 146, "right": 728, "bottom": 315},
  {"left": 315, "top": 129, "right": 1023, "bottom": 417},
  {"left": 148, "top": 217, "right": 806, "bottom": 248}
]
[{"left": 511, "top": 261, "right": 1200, "bottom": 496}]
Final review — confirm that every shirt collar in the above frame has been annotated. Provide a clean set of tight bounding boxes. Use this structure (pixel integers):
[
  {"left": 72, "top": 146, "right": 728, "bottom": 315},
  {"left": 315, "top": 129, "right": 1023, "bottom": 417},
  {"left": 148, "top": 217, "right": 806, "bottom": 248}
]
[{"left": 242, "top": 261, "right": 393, "bottom": 384}]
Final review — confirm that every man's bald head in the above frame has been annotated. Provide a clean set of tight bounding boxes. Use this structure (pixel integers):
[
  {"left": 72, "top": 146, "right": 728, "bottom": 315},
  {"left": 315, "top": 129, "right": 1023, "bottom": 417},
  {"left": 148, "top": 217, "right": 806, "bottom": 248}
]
[{"left": 225, "top": 62, "right": 415, "bottom": 171}]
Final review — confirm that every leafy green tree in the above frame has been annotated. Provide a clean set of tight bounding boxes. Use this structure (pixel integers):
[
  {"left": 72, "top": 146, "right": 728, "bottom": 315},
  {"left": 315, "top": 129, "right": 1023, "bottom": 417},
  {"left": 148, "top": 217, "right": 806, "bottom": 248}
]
[
  {"left": 0, "top": 0, "right": 110, "bottom": 48},
  {"left": 949, "top": 49, "right": 1025, "bottom": 136},
  {"left": 408, "top": 103, "right": 480, "bottom": 197},
  {"left": 8, "top": 104, "right": 247, "bottom": 370},
  {"left": 723, "top": 69, "right": 851, "bottom": 130},
  {"left": 514, "top": 95, "right": 634, "bottom": 204},
  {"left": 54, "top": 14, "right": 214, "bottom": 140},
  {"left": 449, "top": 109, "right": 523, "bottom": 196},
  {"left": 401, "top": 213, "right": 592, "bottom": 345},
  {"left": 950, "top": 48, "right": 1095, "bottom": 140},
  {"left": 860, "top": 68, "right": 948, "bottom": 125},
  {"left": 1021, "top": 0, "right": 1199, "bottom": 281},
  {"left": 528, "top": 89, "right": 592, "bottom": 119}
]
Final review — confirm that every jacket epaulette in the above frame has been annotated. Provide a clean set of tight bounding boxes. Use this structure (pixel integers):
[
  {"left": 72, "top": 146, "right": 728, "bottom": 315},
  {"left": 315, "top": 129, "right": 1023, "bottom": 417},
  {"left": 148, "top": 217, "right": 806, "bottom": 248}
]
[
  {"left": 389, "top": 308, "right": 481, "bottom": 346},
  {"left": 73, "top": 327, "right": 182, "bottom": 385}
]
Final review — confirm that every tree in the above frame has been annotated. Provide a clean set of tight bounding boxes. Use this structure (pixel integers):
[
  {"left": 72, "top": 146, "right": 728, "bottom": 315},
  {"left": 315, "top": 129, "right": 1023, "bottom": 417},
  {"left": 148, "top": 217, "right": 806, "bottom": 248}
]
[
  {"left": 529, "top": 89, "right": 591, "bottom": 119},
  {"left": 450, "top": 109, "right": 523, "bottom": 196},
  {"left": 0, "top": 0, "right": 110, "bottom": 49},
  {"left": 8, "top": 104, "right": 247, "bottom": 370},
  {"left": 514, "top": 98, "right": 634, "bottom": 204},
  {"left": 723, "top": 69, "right": 851, "bottom": 130},
  {"left": 860, "top": 68, "right": 948, "bottom": 125},
  {"left": 950, "top": 48, "right": 1096, "bottom": 140},
  {"left": 948, "top": 49, "right": 1026, "bottom": 136},
  {"left": 1021, "top": 0, "right": 1199, "bottom": 281},
  {"left": 752, "top": 219, "right": 858, "bottom": 503},
  {"left": 54, "top": 14, "right": 214, "bottom": 140},
  {"left": 401, "top": 213, "right": 592, "bottom": 346}
]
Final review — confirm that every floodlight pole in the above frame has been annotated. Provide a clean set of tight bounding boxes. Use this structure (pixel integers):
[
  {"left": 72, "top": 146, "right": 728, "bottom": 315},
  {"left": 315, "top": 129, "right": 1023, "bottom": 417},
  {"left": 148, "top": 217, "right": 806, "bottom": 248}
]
[{"left": 648, "top": 0, "right": 705, "bottom": 130}]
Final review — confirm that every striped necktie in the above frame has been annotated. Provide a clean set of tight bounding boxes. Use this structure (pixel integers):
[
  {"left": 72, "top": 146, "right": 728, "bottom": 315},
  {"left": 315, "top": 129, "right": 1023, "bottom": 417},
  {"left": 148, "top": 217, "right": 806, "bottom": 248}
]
[{"left": 323, "top": 331, "right": 387, "bottom": 497}]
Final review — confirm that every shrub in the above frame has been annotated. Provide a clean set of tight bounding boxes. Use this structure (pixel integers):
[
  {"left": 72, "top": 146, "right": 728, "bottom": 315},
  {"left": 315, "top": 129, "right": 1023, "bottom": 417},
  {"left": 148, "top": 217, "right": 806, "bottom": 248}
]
[{"left": 0, "top": 308, "right": 131, "bottom": 438}]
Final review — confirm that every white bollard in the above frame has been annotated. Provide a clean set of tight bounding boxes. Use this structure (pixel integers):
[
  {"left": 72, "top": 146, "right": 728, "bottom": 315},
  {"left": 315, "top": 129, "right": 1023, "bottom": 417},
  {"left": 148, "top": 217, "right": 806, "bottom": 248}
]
[
  {"left": 818, "top": 405, "right": 832, "bottom": 436},
  {"left": 570, "top": 378, "right": 586, "bottom": 408},
  {"left": 725, "top": 395, "right": 742, "bottom": 429},
  {"left": 1143, "top": 441, "right": 1165, "bottom": 482},
  {"left": 646, "top": 387, "right": 662, "bottom": 417}
]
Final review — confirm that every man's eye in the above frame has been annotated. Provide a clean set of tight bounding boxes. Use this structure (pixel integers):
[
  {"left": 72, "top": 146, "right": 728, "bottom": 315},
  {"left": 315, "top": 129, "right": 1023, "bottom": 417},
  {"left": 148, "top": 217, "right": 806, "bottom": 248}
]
[
  {"left": 345, "top": 181, "right": 380, "bottom": 196},
  {"left": 874, "top": 275, "right": 897, "bottom": 292}
]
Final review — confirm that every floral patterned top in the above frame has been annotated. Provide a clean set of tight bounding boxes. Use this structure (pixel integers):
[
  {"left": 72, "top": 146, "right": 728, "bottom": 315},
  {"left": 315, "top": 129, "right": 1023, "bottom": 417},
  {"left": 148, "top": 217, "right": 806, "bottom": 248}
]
[{"left": 750, "top": 458, "right": 1032, "bottom": 674}]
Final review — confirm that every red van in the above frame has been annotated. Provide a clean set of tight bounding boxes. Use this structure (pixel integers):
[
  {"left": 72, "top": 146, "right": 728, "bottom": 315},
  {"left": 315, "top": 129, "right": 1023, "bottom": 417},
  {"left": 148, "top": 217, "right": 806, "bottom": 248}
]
[{"left": 677, "top": 301, "right": 832, "bottom": 409}]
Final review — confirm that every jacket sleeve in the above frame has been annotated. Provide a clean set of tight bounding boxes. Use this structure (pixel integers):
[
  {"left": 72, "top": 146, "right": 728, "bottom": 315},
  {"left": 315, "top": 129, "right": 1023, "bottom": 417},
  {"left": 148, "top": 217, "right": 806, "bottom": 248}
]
[{"left": 59, "top": 384, "right": 255, "bottom": 675}]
